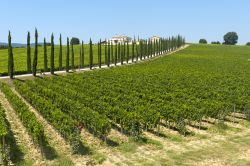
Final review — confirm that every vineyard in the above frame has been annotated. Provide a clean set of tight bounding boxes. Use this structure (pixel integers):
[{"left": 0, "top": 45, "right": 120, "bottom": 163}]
[
  {"left": 0, "top": 33, "right": 184, "bottom": 77},
  {"left": 0, "top": 44, "right": 250, "bottom": 165}
]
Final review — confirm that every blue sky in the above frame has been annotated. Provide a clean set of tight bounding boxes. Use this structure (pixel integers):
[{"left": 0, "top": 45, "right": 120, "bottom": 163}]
[{"left": 1, "top": 0, "right": 250, "bottom": 44}]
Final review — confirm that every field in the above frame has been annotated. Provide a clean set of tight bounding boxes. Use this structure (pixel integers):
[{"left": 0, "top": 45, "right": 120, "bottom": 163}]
[
  {"left": 0, "top": 44, "right": 250, "bottom": 165},
  {"left": 0, "top": 44, "right": 105, "bottom": 76}
]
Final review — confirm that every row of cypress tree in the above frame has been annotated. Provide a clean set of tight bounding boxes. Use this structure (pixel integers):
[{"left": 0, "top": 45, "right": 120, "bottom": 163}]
[{"left": 7, "top": 31, "right": 185, "bottom": 79}]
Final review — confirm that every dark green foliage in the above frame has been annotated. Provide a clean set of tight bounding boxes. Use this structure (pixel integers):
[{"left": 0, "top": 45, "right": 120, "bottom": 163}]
[
  {"left": 153, "top": 40, "right": 156, "bottom": 56},
  {"left": 107, "top": 42, "right": 110, "bottom": 67},
  {"left": 0, "top": 102, "right": 10, "bottom": 165},
  {"left": 80, "top": 41, "right": 84, "bottom": 68},
  {"left": 121, "top": 43, "right": 124, "bottom": 65},
  {"left": 132, "top": 41, "right": 135, "bottom": 62},
  {"left": 70, "top": 37, "right": 80, "bottom": 45},
  {"left": 105, "top": 40, "right": 107, "bottom": 65},
  {"left": 0, "top": 82, "right": 46, "bottom": 148},
  {"left": 211, "top": 41, "right": 221, "bottom": 44},
  {"left": 118, "top": 43, "right": 121, "bottom": 63},
  {"left": 199, "top": 39, "right": 207, "bottom": 44},
  {"left": 140, "top": 41, "right": 143, "bottom": 60},
  {"left": 43, "top": 38, "right": 48, "bottom": 72},
  {"left": 223, "top": 32, "right": 238, "bottom": 45},
  {"left": 33, "top": 29, "right": 38, "bottom": 76},
  {"left": 136, "top": 42, "right": 139, "bottom": 61},
  {"left": 126, "top": 41, "right": 129, "bottom": 63},
  {"left": 115, "top": 43, "right": 118, "bottom": 65},
  {"left": 0, "top": 45, "right": 8, "bottom": 50},
  {"left": 27, "top": 32, "right": 31, "bottom": 73},
  {"left": 8, "top": 31, "right": 14, "bottom": 79},
  {"left": 246, "top": 42, "right": 250, "bottom": 46},
  {"left": 50, "top": 34, "right": 55, "bottom": 74},
  {"left": 111, "top": 43, "right": 114, "bottom": 64},
  {"left": 89, "top": 38, "right": 93, "bottom": 69},
  {"left": 59, "top": 34, "right": 62, "bottom": 70},
  {"left": 146, "top": 40, "right": 149, "bottom": 58},
  {"left": 98, "top": 40, "right": 101, "bottom": 68},
  {"left": 71, "top": 43, "right": 75, "bottom": 70},
  {"left": 14, "top": 81, "right": 82, "bottom": 153},
  {"left": 66, "top": 37, "right": 70, "bottom": 72}
]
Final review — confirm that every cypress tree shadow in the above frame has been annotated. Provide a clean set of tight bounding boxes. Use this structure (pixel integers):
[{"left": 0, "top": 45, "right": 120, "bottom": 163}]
[
  {"left": 6, "top": 120, "right": 24, "bottom": 165},
  {"left": 42, "top": 140, "right": 57, "bottom": 160}
]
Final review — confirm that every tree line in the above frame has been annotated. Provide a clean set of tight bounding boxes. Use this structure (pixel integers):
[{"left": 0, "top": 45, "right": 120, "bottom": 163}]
[{"left": 7, "top": 30, "right": 185, "bottom": 79}]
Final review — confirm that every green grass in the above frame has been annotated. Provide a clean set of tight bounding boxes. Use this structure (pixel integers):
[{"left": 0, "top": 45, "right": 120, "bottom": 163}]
[{"left": 0, "top": 44, "right": 119, "bottom": 76}]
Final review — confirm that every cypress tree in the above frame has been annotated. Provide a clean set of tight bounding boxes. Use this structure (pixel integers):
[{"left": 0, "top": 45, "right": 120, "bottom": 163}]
[
  {"left": 8, "top": 31, "right": 14, "bottom": 79},
  {"left": 121, "top": 42, "right": 124, "bottom": 65},
  {"left": 97, "top": 42, "right": 100, "bottom": 68},
  {"left": 153, "top": 40, "right": 156, "bottom": 56},
  {"left": 132, "top": 41, "right": 135, "bottom": 62},
  {"left": 107, "top": 42, "right": 110, "bottom": 67},
  {"left": 136, "top": 42, "right": 139, "bottom": 61},
  {"left": 32, "top": 29, "right": 38, "bottom": 76},
  {"left": 115, "top": 43, "right": 117, "bottom": 66},
  {"left": 59, "top": 34, "right": 62, "bottom": 70},
  {"left": 80, "top": 46, "right": 82, "bottom": 69},
  {"left": 146, "top": 40, "right": 149, "bottom": 59},
  {"left": 126, "top": 41, "right": 129, "bottom": 63},
  {"left": 89, "top": 38, "right": 93, "bottom": 69},
  {"left": 66, "top": 37, "right": 70, "bottom": 72},
  {"left": 123, "top": 42, "right": 126, "bottom": 63},
  {"left": 43, "top": 38, "right": 48, "bottom": 72},
  {"left": 50, "top": 34, "right": 55, "bottom": 74},
  {"left": 118, "top": 43, "right": 121, "bottom": 63},
  {"left": 80, "top": 41, "right": 84, "bottom": 68},
  {"left": 71, "top": 43, "right": 74, "bottom": 70},
  {"left": 98, "top": 39, "right": 102, "bottom": 68},
  {"left": 111, "top": 42, "right": 114, "bottom": 64},
  {"left": 140, "top": 41, "right": 143, "bottom": 60},
  {"left": 143, "top": 41, "right": 146, "bottom": 59},
  {"left": 105, "top": 39, "right": 107, "bottom": 65},
  {"left": 27, "top": 32, "right": 31, "bottom": 73}
]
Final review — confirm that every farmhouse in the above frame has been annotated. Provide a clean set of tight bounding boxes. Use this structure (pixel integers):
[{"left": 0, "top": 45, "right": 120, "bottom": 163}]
[
  {"left": 109, "top": 35, "right": 132, "bottom": 44},
  {"left": 150, "top": 36, "right": 161, "bottom": 41}
]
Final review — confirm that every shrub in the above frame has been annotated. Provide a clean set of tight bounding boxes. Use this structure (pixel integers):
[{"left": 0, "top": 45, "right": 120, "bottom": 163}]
[
  {"left": 70, "top": 37, "right": 80, "bottom": 45},
  {"left": 246, "top": 42, "right": 250, "bottom": 46},
  {"left": 223, "top": 32, "right": 238, "bottom": 45},
  {"left": 211, "top": 41, "right": 221, "bottom": 44},
  {"left": 199, "top": 39, "right": 207, "bottom": 44}
]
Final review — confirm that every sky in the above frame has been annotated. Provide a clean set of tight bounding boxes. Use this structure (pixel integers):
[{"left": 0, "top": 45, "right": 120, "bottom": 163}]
[{"left": 0, "top": 0, "right": 250, "bottom": 44}]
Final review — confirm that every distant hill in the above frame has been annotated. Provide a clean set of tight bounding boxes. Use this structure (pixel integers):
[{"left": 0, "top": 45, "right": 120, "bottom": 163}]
[{"left": 0, "top": 42, "right": 44, "bottom": 48}]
